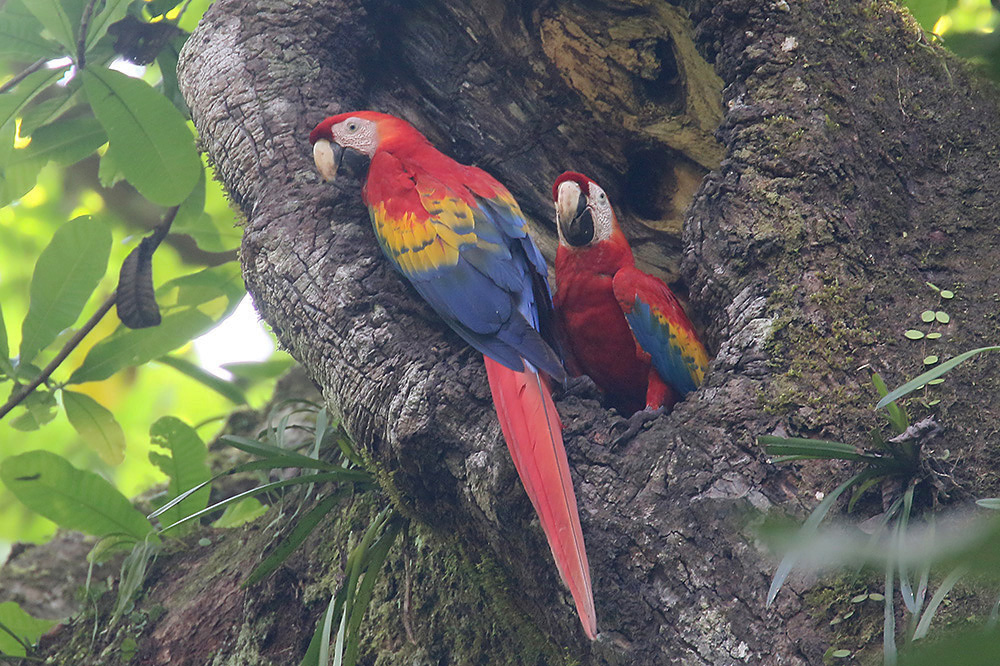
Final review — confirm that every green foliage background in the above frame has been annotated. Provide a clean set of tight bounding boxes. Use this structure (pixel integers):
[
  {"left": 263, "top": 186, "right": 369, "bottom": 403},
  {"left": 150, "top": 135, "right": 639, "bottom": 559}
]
[
  {"left": 0, "top": 0, "right": 996, "bottom": 660},
  {"left": 0, "top": 0, "right": 288, "bottom": 554}
]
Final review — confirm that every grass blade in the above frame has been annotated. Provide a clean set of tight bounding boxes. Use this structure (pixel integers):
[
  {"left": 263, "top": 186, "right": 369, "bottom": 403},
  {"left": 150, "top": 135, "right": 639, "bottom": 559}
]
[
  {"left": 768, "top": 471, "right": 868, "bottom": 606},
  {"left": 344, "top": 515, "right": 403, "bottom": 666},
  {"left": 759, "top": 436, "right": 880, "bottom": 463},
  {"left": 157, "top": 472, "right": 355, "bottom": 534},
  {"left": 872, "top": 373, "right": 909, "bottom": 434},
  {"left": 885, "top": 558, "right": 897, "bottom": 666},
  {"left": 912, "top": 566, "right": 969, "bottom": 640},
  {"left": 244, "top": 489, "right": 349, "bottom": 587},
  {"left": 876, "top": 346, "right": 1000, "bottom": 408},
  {"left": 157, "top": 355, "right": 248, "bottom": 405}
]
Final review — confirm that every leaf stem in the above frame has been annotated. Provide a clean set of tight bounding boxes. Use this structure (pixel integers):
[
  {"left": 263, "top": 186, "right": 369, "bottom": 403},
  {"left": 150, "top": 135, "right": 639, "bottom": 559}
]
[
  {"left": 0, "top": 59, "right": 48, "bottom": 96},
  {"left": 0, "top": 293, "right": 116, "bottom": 422},
  {"left": 77, "top": 0, "right": 100, "bottom": 69}
]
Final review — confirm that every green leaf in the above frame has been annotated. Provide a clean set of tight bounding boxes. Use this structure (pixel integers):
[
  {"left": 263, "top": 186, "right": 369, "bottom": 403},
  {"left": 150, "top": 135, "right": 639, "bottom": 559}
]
[
  {"left": 156, "top": 263, "right": 244, "bottom": 310},
  {"left": 759, "top": 436, "right": 880, "bottom": 463},
  {"left": 219, "top": 435, "right": 343, "bottom": 471},
  {"left": 301, "top": 594, "right": 338, "bottom": 666},
  {"left": 211, "top": 497, "right": 268, "bottom": 528},
  {"left": 935, "top": 311, "right": 950, "bottom": 324},
  {"left": 18, "top": 216, "right": 111, "bottom": 365},
  {"left": 62, "top": 389, "right": 126, "bottom": 465},
  {"left": 97, "top": 141, "right": 125, "bottom": 188},
  {"left": 18, "top": 84, "right": 81, "bottom": 135},
  {"left": 344, "top": 514, "right": 402, "bottom": 666},
  {"left": 244, "top": 490, "right": 347, "bottom": 587},
  {"left": 925, "top": 332, "right": 942, "bottom": 340},
  {"left": 767, "top": 470, "right": 875, "bottom": 606},
  {"left": 0, "top": 66, "right": 70, "bottom": 147},
  {"left": 0, "top": 450, "right": 154, "bottom": 542},
  {"left": 148, "top": 416, "right": 211, "bottom": 531},
  {"left": 0, "top": 4, "right": 61, "bottom": 58},
  {"left": 904, "top": 329, "right": 924, "bottom": 340},
  {"left": 912, "top": 565, "right": 967, "bottom": 640},
  {"left": 22, "top": 0, "right": 75, "bottom": 51},
  {"left": 977, "top": 498, "right": 1000, "bottom": 510},
  {"left": 920, "top": 310, "right": 935, "bottom": 323},
  {"left": 82, "top": 67, "right": 201, "bottom": 206},
  {"left": 904, "top": 0, "right": 948, "bottom": 32},
  {"left": 156, "top": 355, "right": 248, "bottom": 405},
  {"left": 0, "top": 302, "right": 9, "bottom": 373},
  {"left": 68, "top": 307, "right": 213, "bottom": 384},
  {"left": 222, "top": 356, "right": 296, "bottom": 384},
  {"left": 157, "top": 471, "right": 358, "bottom": 534},
  {"left": 876, "top": 346, "right": 1000, "bottom": 408},
  {"left": 871, "top": 372, "right": 908, "bottom": 434},
  {"left": 84, "top": 0, "right": 132, "bottom": 52},
  {"left": 13, "top": 116, "right": 107, "bottom": 167},
  {"left": 900, "top": 627, "right": 1000, "bottom": 666},
  {"left": 923, "top": 355, "right": 938, "bottom": 365},
  {"left": 8, "top": 387, "right": 57, "bottom": 431},
  {"left": 0, "top": 601, "right": 56, "bottom": 657},
  {"left": 110, "top": 539, "right": 159, "bottom": 628},
  {"left": 940, "top": 290, "right": 954, "bottom": 299}
]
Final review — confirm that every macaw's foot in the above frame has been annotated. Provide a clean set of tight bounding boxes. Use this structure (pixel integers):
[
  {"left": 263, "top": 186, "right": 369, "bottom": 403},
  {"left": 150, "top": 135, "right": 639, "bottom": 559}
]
[{"left": 612, "top": 407, "right": 665, "bottom": 447}]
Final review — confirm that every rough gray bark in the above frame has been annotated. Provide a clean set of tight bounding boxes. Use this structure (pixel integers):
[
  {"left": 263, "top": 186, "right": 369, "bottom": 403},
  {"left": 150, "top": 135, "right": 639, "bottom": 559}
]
[{"left": 25, "top": 0, "right": 1000, "bottom": 664}]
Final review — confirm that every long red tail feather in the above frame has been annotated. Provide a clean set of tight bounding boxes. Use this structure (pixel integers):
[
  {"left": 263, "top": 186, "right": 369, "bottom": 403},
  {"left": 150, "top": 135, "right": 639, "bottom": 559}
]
[{"left": 484, "top": 356, "right": 597, "bottom": 639}]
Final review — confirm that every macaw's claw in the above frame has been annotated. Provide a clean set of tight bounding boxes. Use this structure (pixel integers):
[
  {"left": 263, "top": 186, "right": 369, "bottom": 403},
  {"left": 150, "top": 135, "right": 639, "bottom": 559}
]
[{"left": 611, "top": 407, "right": 665, "bottom": 447}]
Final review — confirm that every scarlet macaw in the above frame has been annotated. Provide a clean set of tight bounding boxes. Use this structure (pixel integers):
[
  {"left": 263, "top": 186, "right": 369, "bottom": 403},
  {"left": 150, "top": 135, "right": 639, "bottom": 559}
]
[
  {"left": 552, "top": 171, "right": 708, "bottom": 416},
  {"left": 309, "top": 112, "right": 596, "bottom": 638}
]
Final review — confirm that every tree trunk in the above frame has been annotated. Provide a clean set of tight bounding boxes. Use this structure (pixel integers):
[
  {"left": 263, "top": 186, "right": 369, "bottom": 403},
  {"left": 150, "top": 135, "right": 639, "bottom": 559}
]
[{"left": 27, "top": 0, "right": 1000, "bottom": 664}]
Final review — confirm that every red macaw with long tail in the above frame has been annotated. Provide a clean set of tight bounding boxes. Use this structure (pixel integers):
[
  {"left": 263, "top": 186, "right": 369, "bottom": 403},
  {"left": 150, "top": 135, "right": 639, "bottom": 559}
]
[
  {"left": 309, "top": 112, "right": 596, "bottom": 638},
  {"left": 552, "top": 171, "right": 708, "bottom": 416}
]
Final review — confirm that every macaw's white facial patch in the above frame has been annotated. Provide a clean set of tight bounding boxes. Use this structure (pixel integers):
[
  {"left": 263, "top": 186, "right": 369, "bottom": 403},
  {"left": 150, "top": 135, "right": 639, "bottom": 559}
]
[
  {"left": 333, "top": 117, "right": 378, "bottom": 157},
  {"left": 586, "top": 181, "right": 614, "bottom": 242},
  {"left": 313, "top": 139, "right": 338, "bottom": 181}
]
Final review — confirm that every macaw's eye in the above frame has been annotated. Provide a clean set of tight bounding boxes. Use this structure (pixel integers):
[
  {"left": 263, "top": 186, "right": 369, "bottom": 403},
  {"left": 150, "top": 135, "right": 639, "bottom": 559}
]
[
  {"left": 347, "top": 122, "right": 358, "bottom": 132},
  {"left": 597, "top": 191, "right": 606, "bottom": 201}
]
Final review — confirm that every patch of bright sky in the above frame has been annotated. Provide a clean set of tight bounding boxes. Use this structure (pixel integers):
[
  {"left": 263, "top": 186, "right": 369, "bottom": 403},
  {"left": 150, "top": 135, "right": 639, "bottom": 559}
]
[{"left": 194, "top": 295, "right": 275, "bottom": 378}]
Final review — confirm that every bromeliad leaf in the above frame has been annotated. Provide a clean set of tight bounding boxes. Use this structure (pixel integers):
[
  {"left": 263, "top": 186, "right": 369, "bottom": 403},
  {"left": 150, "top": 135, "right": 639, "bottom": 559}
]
[
  {"left": 148, "top": 416, "right": 211, "bottom": 531},
  {"left": 82, "top": 67, "right": 201, "bottom": 206},
  {"left": 0, "top": 450, "right": 155, "bottom": 543},
  {"left": 759, "top": 436, "right": 882, "bottom": 464},
  {"left": 18, "top": 216, "right": 111, "bottom": 365},
  {"left": 876, "top": 346, "right": 1000, "bottom": 408},
  {"left": 62, "top": 389, "right": 126, "bottom": 465},
  {"left": 244, "top": 489, "right": 349, "bottom": 587}
]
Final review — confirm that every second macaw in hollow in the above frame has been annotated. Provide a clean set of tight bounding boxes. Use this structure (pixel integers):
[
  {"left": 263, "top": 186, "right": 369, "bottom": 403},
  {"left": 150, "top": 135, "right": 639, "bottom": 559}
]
[
  {"left": 309, "top": 112, "right": 596, "bottom": 638},
  {"left": 552, "top": 172, "right": 708, "bottom": 416}
]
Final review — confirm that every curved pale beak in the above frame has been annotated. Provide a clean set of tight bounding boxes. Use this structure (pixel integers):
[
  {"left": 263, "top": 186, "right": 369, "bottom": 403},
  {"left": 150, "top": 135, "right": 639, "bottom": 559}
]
[
  {"left": 555, "top": 181, "right": 593, "bottom": 247},
  {"left": 313, "top": 139, "right": 342, "bottom": 182}
]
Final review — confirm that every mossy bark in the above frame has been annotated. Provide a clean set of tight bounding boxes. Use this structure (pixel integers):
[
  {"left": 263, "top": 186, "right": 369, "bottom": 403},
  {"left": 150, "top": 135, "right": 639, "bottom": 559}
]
[{"left": 22, "top": 0, "right": 1000, "bottom": 663}]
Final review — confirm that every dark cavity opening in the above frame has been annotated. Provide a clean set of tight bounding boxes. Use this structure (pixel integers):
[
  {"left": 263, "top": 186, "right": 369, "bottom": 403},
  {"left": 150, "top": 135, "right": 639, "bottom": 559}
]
[{"left": 623, "top": 147, "right": 678, "bottom": 222}]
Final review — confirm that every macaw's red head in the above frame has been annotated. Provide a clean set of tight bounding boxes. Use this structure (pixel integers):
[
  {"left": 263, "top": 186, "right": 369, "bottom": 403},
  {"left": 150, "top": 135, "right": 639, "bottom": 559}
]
[
  {"left": 552, "top": 171, "right": 624, "bottom": 249},
  {"left": 309, "top": 111, "right": 422, "bottom": 182}
]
